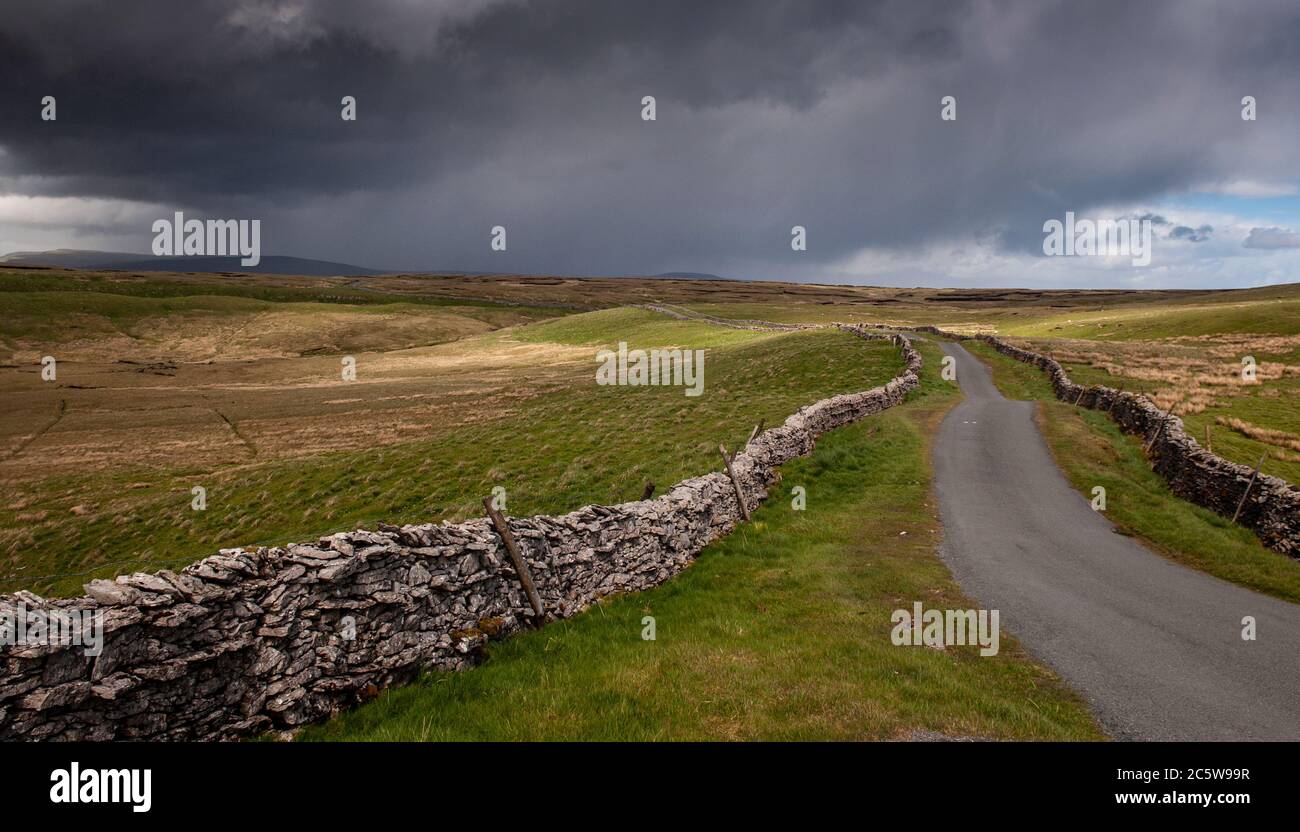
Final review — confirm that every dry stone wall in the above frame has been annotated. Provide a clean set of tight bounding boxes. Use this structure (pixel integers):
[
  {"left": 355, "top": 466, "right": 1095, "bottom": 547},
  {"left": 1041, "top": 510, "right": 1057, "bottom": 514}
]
[
  {"left": 0, "top": 324, "right": 920, "bottom": 741},
  {"left": 877, "top": 324, "right": 1300, "bottom": 558}
]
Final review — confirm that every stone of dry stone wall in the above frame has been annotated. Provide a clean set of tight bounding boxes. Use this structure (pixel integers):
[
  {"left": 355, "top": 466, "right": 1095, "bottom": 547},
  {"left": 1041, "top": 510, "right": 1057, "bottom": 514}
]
[
  {"left": 866, "top": 324, "right": 1300, "bottom": 558},
  {"left": 0, "top": 322, "right": 920, "bottom": 742}
]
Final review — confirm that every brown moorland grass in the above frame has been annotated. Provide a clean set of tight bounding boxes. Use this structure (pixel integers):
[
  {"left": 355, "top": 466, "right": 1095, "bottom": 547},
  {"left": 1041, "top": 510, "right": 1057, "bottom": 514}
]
[{"left": 1009, "top": 334, "right": 1300, "bottom": 484}]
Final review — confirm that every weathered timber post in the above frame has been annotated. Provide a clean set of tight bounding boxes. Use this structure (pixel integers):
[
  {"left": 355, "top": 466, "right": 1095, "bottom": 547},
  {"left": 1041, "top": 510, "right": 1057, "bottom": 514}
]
[
  {"left": 747, "top": 418, "right": 766, "bottom": 447},
  {"left": 1074, "top": 388, "right": 1085, "bottom": 406},
  {"left": 483, "top": 496, "right": 545, "bottom": 624},
  {"left": 1206, "top": 424, "right": 1212, "bottom": 454},
  {"left": 1145, "top": 409, "right": 1175, "bottom": 455},
  {"left": 641, "top": 481, "right": 656, "bottom": 500},
  {"left": 1231, "top": 453, "right": 1269, "bottom": 524},
  {"left": 719, "top": 444, "right": 751, "bottom": 522}
]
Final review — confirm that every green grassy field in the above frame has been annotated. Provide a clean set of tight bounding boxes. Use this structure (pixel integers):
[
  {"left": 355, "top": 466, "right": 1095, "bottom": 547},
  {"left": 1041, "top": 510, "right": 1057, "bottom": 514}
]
[
  {"left": 301, "top": 340, "right": 1103, "bottom": 741},
  {"left": 0, "top": 309, "right": 903, "bottom": 596},
  {"left": 5, "top": 268, "right": 1297, "bottom": 741},
  {"left": 966, "top": 341, "right": 1300, "bottom": 604},
  {"left": 516, "top": 305, "right": 760, "bottom": 348}
]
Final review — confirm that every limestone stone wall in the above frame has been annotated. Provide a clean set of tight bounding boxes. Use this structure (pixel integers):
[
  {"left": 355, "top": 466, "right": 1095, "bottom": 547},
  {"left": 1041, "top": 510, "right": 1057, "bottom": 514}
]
[{"left": 0, "top": 325, "right": 920, "bottom": 741}]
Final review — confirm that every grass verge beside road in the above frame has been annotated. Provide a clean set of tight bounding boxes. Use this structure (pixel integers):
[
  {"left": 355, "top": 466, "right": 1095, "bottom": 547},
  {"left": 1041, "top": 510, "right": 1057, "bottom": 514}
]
[
  {"left": 302, "top": 341, "right": 1104, "bottom": 741},
  {"left": 965, "top": 341, "right": 1300, "bottom": 605}
]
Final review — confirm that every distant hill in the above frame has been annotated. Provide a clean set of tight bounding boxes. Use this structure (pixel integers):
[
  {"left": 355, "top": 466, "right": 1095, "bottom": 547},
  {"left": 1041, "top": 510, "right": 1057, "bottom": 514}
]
[
  {"left": 1, "top": 251, "right": 735, "bottom": 281},
  {"left": 654, "top": 271, "right": 728, "bottom": 280},
  {"left": 0, "top": 249, "right": 385, "bottom": 276},
  {"left": 0, "top": 249, "right": 148, "bottom": 269}
]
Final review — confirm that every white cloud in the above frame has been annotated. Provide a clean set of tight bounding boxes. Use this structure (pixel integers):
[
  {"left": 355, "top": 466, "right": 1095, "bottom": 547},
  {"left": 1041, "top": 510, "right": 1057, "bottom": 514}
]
[
  {"left": 797, "top": 202, "right": 1300, "bottom": 290},
  {"left": 1243, "top": 226, "right": 1300, "bottom": 249},
  {"left": 1197, "top": 180, "right": 1298, "bottom": 198},
  {"left": 0, "top": 194, "right": 167, "bottom": 254}
]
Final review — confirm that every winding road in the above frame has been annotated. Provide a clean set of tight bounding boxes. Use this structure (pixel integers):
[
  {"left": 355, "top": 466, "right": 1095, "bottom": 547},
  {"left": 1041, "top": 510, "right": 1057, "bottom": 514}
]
[{"left": 933, "top": 341, "right": 1300, "bottom": 741}]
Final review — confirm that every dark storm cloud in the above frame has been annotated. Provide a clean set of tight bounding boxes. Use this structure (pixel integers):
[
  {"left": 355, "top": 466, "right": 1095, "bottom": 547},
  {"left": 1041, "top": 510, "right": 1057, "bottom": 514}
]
[
  {"left": 1169, "top": 225, "right": 1213, "bottom": 242},
  {"left": 2, "top": 0, "right": 1299, "bottom": 277}
]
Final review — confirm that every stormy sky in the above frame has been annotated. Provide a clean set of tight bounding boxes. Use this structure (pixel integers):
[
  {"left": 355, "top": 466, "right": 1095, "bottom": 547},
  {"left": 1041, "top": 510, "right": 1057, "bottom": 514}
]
[{"left": 2, "top": 0, "right": 1300, "bottom": 288}]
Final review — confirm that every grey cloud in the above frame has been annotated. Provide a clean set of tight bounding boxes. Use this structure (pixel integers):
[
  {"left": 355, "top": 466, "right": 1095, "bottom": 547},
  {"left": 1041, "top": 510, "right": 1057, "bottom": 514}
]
[{"left": 1169, "top": 224, "right": 1213, "bottom": 242}]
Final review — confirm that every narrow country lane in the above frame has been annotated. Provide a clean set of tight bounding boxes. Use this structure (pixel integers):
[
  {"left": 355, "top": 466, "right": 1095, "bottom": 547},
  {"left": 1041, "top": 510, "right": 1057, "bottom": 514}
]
[{"left": 932, "top": 341, "right": 1300, "bottom": 740}]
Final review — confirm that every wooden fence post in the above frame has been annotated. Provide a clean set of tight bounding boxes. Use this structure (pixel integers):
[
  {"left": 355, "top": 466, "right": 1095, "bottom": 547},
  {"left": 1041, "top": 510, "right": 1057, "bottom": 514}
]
[
  {"left": 483, "top": 496, "right": 545, "bottom": 624},
  {"left": 641, "top": 482, "right": 656, "bottom": 500},
  {"left": 747, "top": 418, "right": 765, "bottom": 447},
  {"left": 719, "top": 444, "right": 751, "bottom": 522},
  {"left": 1231, "top": 453, "right": 1268, "bottom": 524},
  {"left": 1145, "top": 408, "right": 1175, "bottom": 455},
  {"left": 1205, "top": 424, "right": 1212, "bottom": 454}
]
